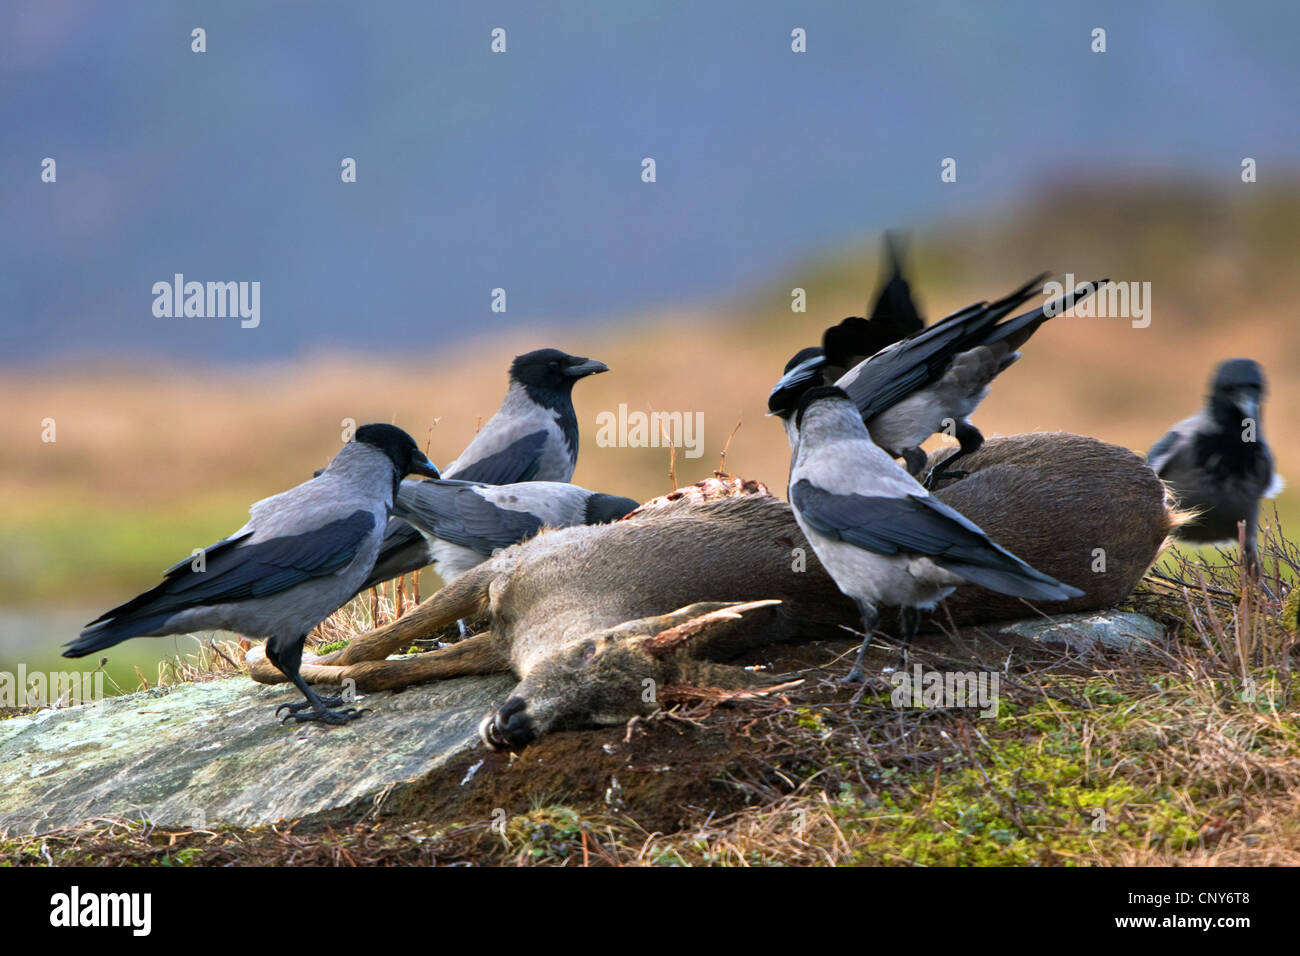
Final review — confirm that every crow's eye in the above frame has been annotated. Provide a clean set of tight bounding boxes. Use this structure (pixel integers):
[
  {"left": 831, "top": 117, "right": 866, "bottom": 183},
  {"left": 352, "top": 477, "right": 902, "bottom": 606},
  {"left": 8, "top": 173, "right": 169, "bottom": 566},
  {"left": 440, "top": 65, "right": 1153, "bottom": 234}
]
[{"left": 550, "top": 360, "right": 560, "bottom": 370}]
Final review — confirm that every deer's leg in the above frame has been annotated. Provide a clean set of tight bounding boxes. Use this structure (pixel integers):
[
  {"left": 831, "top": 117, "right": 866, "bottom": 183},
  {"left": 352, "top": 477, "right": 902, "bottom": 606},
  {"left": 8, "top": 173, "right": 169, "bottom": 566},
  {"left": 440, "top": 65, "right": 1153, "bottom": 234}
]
[
  {"left": 320, "top": 568, "right": 493, "bottom": 666},
  {"left": 250, "top": 631, "right": 508, "bottom": 691},
  {"left": 334, "top": 633, "right": 510, "bottom": 691}
]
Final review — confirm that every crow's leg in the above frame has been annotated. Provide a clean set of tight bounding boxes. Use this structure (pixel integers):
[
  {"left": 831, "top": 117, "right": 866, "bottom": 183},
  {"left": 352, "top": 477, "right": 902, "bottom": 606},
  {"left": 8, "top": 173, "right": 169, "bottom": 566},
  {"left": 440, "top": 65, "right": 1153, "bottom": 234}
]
[
  {"left": 267, "top": 636, "right": 368, "bottom": 725},
  {"left": 897, "top": 606, "right": 920, "bottom": 670},
  {"left": 1243, "top": 516, "right": 1259, "bottom": 578},
  {"left": 900, "top": 447, "right": 928, "bottom": 477},
  {"left": 923, "top": 420, "right": 984, "bottom": 489},
  {"left": 842, "top": 600, "right": 881, "bottom": 684},
  {"left": 1241, "top": 514, "right": 1276, "bottom": 601}
]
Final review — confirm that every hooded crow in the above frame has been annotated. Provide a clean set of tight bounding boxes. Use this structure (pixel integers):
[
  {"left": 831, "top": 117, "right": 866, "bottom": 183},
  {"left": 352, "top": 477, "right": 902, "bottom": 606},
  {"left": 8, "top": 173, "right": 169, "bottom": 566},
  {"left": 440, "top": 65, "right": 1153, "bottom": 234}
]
[
  {"left": 1147, "top": 358, "right": 1282, "bottom": 571},
  {"left": 390, "top": 479, "right": 638, "bottom": 582},
  {"left": 64, "top": 424, "right": 441, "bottom": 725},
  {"left": 822, "top": 233, "right": 926, "bottom": 383},
  {"left": 770, "top": 259, "right": 1104, "bottom": 486},
  {"left": 788, "top": 386, "right": 1082, "bottom": 681},
  {"left": 362, "top": 348, "right": 609, "bottom": 589}
]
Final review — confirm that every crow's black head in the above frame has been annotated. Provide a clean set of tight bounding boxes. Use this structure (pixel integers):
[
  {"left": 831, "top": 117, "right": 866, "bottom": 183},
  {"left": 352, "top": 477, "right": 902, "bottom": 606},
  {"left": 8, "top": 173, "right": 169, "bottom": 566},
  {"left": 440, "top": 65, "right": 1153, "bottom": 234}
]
[
  {"left": 794, "top": 385, "right": 853, "bottom": 431},
  {"left": 1208, "top": 358, "right": 1266, "bottom": 423},
  {"left": 1210, "top": 358, "right": 1265, "bottom": 394},
  {"left": 784, "top": 346, "right": 825, "bottom": 374},
  {"left": 509, "top": 349, "right": 609, "bottom": 392},
  {"left": 768, "top": 348, "right": 827, "bottom": 419},
  {"left": 355, "top": 423, "right": 441, "bottom": 478},
  {"left": 584, "top": 493, "right": 640, "bottom": 525}
]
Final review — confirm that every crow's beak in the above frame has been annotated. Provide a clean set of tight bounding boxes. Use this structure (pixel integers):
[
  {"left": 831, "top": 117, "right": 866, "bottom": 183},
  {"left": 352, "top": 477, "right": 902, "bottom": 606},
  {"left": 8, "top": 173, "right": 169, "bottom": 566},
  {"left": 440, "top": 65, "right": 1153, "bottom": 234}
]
[
  {"left": 410, "top": 452, "right": 441, "bottom": 479},
  {"left": 564, "top": 357, "right": 610, "bottom": 378},
  {"left": 1236, "top": 397, "right": 1260, "bottom": 423}
]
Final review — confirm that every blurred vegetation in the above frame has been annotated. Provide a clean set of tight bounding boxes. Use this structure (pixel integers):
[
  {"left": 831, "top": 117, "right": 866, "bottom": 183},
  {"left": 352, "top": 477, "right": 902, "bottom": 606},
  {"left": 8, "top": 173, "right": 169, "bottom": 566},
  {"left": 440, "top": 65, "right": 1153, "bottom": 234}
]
[{"left": 3, "top": 177, "right": 1298, "bottom": 677}]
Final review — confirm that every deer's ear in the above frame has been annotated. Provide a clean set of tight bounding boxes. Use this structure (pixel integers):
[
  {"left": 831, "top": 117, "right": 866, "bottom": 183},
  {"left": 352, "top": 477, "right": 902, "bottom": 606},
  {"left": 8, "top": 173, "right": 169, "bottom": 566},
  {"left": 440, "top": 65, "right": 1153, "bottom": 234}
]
[{"left": 635, "top": 600, "right": 782, "bottom": 659}]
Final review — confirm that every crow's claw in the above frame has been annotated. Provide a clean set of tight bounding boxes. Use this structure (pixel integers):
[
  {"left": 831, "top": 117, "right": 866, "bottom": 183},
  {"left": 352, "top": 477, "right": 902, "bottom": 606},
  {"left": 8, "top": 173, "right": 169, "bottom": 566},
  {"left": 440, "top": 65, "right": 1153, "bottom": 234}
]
[
  {"left": 275, "top": 693, "right": 347, "bottom": 717},
  {"left": 280, "top": 705, "right": 369, "bottom": 726},
  {"left": 923, "top": 467, "right": 968, "bottom": 490}
]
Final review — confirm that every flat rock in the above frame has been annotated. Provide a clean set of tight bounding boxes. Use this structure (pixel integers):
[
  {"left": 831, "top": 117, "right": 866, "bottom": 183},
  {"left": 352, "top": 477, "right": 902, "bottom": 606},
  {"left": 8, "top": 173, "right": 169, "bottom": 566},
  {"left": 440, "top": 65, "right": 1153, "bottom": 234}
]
[
  {"left": 0, "top": 611, "right": 1165, "bottom": 837},
  {"left": 0, "top": 672, "right": 514, "bottom": 836},
  {"left": 990, "top": 611, "right": 1165, "bottom": 655}
]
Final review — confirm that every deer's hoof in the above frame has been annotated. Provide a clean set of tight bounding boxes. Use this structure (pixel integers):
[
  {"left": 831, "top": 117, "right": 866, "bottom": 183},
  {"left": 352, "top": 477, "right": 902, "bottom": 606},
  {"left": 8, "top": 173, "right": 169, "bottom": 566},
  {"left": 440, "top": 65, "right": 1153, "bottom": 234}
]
[{"left": 480, "top": 696, "right": 538, "bottom": 751}]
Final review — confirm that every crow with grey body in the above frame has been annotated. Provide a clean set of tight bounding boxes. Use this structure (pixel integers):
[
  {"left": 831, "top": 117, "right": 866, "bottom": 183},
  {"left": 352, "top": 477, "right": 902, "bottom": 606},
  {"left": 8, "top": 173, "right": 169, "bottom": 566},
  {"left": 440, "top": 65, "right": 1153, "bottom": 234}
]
[
  {"left": 64, "top": 424, "right": 441, "bottom": 725},
  {"left": 769, "top": 242, "right": 1103, "bottom": 485},
  {"left": 362, "top": 348, "right": 608, "bottom": 590},
  {"left": 1147, "top": 358, "right": 1282, "bottom": 571},
  {"left": 392, "top": 479, "right": 638, "bottom": 582},
  {"left": 788, "top": 386, "right": 1082, "bottom": 682}
]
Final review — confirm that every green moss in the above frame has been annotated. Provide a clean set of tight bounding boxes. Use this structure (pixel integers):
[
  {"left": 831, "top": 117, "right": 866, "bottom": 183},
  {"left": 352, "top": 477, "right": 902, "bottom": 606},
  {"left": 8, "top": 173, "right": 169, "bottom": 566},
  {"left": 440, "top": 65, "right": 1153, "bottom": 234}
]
[
  {"left": 504, "top": 806, "right": 588, "bottom": 862},
  {"left": 833, "top": 685, "right": 1205, "bottom": 866},
  {"left": 155, "top": 847, "right": 202, "bottom": 866},
  {"left": 1282, "top": 587, "right": 1300, "bottom": 635},
  {"left": 793, "top": 706, "right": 829, "bottom": 732}
]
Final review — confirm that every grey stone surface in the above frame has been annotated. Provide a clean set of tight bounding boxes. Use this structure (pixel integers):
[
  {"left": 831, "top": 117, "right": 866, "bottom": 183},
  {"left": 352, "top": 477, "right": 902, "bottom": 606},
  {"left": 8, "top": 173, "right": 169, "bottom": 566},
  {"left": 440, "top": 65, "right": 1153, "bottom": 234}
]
[
  {"left": 0, "top": 611, "right": 1165, "bottom": 837},
  {"left": 993, "top": 611, "right": 1165, "bottom": 654},
  {"left": 0, "top": 672, "right": 514, "bottom": 836}
]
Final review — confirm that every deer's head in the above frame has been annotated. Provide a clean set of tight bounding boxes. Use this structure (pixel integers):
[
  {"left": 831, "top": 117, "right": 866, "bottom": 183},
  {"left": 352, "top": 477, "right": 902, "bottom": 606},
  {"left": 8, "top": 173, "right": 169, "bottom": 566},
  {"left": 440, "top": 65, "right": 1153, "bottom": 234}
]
[{"left": 478, "top": 600, "right": 780, "bottom": 750}]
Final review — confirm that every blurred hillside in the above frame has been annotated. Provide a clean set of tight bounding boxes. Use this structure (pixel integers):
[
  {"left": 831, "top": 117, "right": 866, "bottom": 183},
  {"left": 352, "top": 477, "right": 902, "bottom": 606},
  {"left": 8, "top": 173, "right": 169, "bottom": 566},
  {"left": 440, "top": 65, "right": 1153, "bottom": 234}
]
[{"left": 3, "top": 178, "right": 1299, "bottom": 614}]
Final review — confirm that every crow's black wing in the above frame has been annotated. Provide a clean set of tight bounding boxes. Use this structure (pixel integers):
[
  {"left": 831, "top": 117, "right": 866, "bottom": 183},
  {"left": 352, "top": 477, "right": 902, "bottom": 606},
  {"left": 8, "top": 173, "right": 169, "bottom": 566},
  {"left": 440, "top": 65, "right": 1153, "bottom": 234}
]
[
  {"left": 791, "top": 480, "right": 1079, "bottom": 601},
  {"left": 448, "top": 430, "right": 548, "bottom": 484}
]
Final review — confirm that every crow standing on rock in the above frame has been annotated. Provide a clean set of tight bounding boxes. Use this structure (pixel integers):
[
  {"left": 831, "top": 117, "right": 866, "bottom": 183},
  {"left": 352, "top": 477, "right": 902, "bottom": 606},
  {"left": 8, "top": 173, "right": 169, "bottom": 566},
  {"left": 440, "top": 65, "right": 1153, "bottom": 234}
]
[{"left": 64, "top": 424, "right": 441, "bottom": 725}]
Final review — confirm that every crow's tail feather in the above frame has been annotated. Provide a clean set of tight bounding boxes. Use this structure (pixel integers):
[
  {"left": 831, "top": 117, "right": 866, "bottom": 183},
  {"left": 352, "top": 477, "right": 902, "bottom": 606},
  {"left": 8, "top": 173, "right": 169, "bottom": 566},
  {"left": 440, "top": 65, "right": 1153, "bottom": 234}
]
[{"left": 63, "top": 610, "right": 174, "bottom": 658}]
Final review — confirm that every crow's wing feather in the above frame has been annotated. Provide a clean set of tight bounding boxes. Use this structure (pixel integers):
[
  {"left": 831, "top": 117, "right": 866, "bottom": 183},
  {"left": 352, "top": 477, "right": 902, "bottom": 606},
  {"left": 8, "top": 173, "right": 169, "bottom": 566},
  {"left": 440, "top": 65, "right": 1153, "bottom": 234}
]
[
  {"left": 791, "top": 480, "right": 1079, "bottom": 600},
  {"left": 839, "top": 274, "right": 1046, "bottom": 423},
  {"left": 84, "top": 510, "right": 376, "bottom": 627},
  {"left": 397, "top": 484, "right": 544, "bottom": 556},
  {"left": 1146, "top": 424, "right": 1190, "bottom": 474},
  {"left": 982, "top": 278, "right": 1107, "bottom": 352},
  {"left": 447, "top": 430, "right": 548, "bottom": 484}
]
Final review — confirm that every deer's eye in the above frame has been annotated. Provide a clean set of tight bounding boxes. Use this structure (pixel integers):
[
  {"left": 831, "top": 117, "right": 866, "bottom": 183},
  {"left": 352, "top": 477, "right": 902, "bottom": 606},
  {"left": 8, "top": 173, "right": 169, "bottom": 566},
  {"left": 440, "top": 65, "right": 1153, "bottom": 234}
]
[{"left": 580, "top": 640, "right": 599, "bottom": 663}]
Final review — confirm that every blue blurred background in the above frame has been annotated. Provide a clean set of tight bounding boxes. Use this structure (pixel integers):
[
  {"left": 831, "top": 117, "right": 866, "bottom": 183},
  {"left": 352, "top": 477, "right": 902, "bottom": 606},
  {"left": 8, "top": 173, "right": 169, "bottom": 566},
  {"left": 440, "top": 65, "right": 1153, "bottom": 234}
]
[{"left": 3, "top": 0, "right": 1298, "bottom": 361}]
